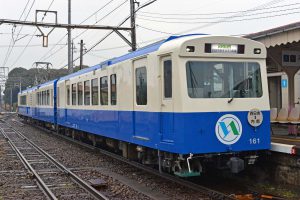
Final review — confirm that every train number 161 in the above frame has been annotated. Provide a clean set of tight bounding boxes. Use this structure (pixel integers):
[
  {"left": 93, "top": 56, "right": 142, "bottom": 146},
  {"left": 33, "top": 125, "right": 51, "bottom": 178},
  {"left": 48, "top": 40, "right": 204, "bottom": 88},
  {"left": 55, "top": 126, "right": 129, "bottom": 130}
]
[{"left": 249, "top": 138, "right": 260, "bottom": 145}]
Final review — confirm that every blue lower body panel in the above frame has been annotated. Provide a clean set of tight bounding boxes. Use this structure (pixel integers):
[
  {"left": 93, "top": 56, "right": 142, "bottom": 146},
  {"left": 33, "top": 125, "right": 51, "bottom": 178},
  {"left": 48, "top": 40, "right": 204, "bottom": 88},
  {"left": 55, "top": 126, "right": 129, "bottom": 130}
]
[
  {"left": 55, "top": 108, "right": 270, "bottom": 154},
  {"left": 19, "top": 106, "right": 55, "bottom": 124}
]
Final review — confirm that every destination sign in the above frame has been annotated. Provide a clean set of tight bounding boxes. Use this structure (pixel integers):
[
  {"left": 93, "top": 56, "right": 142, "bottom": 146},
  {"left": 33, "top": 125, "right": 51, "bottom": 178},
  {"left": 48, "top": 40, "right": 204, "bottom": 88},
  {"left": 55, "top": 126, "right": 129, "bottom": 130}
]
[{"left": 211, "top": 44, "right": 238, "bottom": 54}]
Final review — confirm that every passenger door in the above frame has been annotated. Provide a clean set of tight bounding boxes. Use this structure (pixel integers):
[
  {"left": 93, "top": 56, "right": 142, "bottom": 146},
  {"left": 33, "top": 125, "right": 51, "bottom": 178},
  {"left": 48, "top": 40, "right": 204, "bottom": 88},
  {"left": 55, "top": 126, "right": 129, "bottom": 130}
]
[
  {"left": 160, "top": 56, "right": 174, "bottom": 143},
  {"left": 133, "top": 58, "right": 150, "bottom": 141}
]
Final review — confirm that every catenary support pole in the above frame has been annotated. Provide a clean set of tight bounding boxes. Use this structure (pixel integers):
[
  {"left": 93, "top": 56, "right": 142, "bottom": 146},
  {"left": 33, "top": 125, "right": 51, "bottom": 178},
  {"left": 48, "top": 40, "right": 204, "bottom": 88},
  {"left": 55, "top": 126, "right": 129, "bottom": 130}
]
[
  {"left": 79, "top": 40, "right": 83, "bottom": 70},
  {"left": 130, "top": 0, "right": 137, "bottom": 51},
  {"left": 68, "top": 0, "right": 73, "bottom": 74}
]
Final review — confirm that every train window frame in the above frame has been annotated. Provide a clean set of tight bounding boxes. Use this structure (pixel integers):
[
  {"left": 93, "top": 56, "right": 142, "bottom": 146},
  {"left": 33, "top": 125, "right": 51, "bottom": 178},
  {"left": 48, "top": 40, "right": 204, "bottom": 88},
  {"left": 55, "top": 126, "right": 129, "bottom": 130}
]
[
  {"left": 20, "top": 95, "right": 27, "bottom": 105},
  {"left": 163, "top": 59, "right": 172, "bottom": 99},
  {"left": 77, "top": 82, "right": 83, "bottom": 106},
  {"left": 110, "top": 74, "right": 117, "bottom": 105},
  {"left": 185, "top": 61, "right": 263, "bottom": 99},
  {"left": 66, "top": 85, "right": 70, "bottom": 105},
  {"left": 72, "top": 83, "right": 77, "bottom": 105},
  {"left": 47, "top": 90, "right": 50, "bottom": 106},
  {"left": 91, "top": 78, "right": 99, "bottom": 106},
  {"left": 51, "top": 89, "right": 54, "bottom": 106},
  {"left": 42, "top": 91, "right": 44, "bottom": 105},
  {"left": 136, "top": 66, "right": 147, "bottom": 105},
  {"left": 84, "top": 80, "right": 91, "bottom": 106},
  {"left": 100, "top": 76, "right": 108, "bottom": 105}
]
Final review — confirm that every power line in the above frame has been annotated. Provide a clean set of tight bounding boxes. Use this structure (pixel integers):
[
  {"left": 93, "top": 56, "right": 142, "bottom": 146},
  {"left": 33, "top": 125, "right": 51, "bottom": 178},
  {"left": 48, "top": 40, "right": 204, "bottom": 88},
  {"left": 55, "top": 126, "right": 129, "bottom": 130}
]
[
  {"left": 62, "top": 0, "right": 284, "bottom": 69},
  {"left": 42, "top": 0, "right": 129, "bottom": 63},
  {"left": 0, "top": 43, "right": 66, "bottom": 48},
  {"left": 137, "top": 24, "right": 174, "bottom": 35},
  {"left": 137, "top": 10, "right": 300, "bottom": 24},
  {"left": 0, "top": 32, "right": 38, "bottom": 36},
  {"left": 59, "top": 0, "right": 157, "bottom": 69},
  {"left": 1, "top": 0, "right": 33, "bottom": 68},
  {"left": 9, "top": 0, "right": 54, "bottom": 68},
  {"left": 74, "top": 0, "right": 129, "bottom": 40},
  {"left": 38, "top": 0, "right": 125, "bottom": 62},
  {"left": 80, "top": 0, "right": 118, "bottom": 24},
  {"left": 177, "top": 0, "right": 286, "bottom": 34},
  {"left": 139, "top": 2, "right": 299, "bottom": 16},
  {"left": 137, "top": 6, "right": 300, "bottom": 20}
]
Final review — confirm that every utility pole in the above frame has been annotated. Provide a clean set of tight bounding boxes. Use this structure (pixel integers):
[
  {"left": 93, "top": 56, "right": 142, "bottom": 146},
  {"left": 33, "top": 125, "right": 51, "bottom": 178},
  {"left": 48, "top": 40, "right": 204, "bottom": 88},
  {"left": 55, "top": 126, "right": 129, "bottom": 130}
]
[
  {"left": 0, "top": 85, "right": 2, "bottom": 110},
  {"left": 19, "top": 79, "right": 22, "bottom": 93},
  {"left": 68, "top": 0, "right": 73, "bottom": 74},
  {"left": 79, "top": 40, "right": 84, "bottom": 70},
  {"left": 71, "top": 41, "right": 75, "bottom": 70},
  {"left": 10, "top": 88, "right": 12, "bottom": 112},
  {"left": 130, "top": 0, "right": 137, "bottom": 51}
]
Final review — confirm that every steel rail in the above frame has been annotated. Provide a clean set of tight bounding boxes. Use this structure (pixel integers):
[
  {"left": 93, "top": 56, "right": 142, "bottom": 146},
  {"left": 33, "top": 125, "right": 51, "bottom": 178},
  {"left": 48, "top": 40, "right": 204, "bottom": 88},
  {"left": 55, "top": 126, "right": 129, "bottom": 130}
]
[
  {"left": 0, "top": 127, "right": 58, "bottom": 200},
  {"left": 2, "top": 120, "right": 109, "bottom": 200},
  {"left": 17, "top": 119, "right": 236, "bottom": 200}
]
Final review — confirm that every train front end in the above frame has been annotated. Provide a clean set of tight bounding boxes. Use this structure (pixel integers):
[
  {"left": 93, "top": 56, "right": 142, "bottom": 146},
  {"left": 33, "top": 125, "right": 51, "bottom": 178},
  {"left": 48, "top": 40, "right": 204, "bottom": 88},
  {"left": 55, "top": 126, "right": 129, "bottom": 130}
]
[{"left": 167, "top": 36, "right": 270, "bottom": 176}]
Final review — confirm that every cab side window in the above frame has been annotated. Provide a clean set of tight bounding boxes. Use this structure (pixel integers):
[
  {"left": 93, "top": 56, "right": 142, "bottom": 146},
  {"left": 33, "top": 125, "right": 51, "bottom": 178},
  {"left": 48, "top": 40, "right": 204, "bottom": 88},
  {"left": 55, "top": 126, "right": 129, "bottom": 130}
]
[
  {"left": 164, "top": 60, "right": 172, "bottom": 98},
  {"left": 136, "top": 67, "right": 147, "bottom": 105},
  {"left": 100, "top": 76, "right": 108, "bottom": 105}
]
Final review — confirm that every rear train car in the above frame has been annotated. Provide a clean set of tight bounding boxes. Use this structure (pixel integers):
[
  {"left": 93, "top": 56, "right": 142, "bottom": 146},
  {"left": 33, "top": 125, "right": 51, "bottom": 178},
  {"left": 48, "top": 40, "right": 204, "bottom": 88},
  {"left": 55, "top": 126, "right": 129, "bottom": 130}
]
[
  {"left": 18, "top": 80, "right": 57, "bottom": 127},
  {"left": 19, "top": 34, "right": 270, "bottom": 176}
]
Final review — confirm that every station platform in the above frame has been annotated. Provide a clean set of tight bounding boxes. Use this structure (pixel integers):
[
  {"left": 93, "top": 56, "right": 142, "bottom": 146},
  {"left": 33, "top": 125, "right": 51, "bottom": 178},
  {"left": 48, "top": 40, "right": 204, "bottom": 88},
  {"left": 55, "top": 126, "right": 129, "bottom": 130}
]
[{"left": 271, "top": 125, "right": 300, "bottom": 155}]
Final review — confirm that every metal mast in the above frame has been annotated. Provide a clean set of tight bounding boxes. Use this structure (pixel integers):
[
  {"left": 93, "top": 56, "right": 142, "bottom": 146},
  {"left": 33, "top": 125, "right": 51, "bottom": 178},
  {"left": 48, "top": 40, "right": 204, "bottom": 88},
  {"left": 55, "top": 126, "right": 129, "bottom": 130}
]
[
  {"left": 68, "top": 0, "right": 73, "bottom": 74},
  {"left": 130, "top": 0, "right": 137, "bottom": 51}
]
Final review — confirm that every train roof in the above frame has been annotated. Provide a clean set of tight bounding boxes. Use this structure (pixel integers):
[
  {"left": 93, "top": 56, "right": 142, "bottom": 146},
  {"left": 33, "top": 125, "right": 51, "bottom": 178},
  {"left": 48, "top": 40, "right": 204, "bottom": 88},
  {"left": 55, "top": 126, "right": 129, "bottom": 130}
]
[
  {"left": 19, "top": 79, "right": 57, "bottom": 94},
  {"left": 21, "top": 33, "right": 207, "bottom": 93},
  {"left": 58, "top": 34, "right": 206, "bottom": 82}
]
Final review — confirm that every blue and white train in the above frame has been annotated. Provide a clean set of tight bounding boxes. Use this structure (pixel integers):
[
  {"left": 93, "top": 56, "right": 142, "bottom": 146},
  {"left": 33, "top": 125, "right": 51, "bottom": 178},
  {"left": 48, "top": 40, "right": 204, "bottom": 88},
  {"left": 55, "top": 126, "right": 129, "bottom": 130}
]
[{"left": 18, "top": 34, "right": 270, "bottom": 176}]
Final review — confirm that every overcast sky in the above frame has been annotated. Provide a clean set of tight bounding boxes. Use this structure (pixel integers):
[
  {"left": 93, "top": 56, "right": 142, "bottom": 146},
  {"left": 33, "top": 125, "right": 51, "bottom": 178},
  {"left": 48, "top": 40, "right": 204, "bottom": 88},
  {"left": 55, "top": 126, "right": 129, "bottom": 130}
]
[{"left": 0, "top": 0, "right": 299, "bottom": 71}]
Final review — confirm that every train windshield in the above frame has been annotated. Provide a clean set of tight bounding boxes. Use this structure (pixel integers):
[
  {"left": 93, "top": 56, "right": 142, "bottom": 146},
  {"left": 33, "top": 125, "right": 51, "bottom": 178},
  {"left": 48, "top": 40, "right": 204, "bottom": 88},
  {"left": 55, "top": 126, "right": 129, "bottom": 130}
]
[{"left": 186, "top": 61, "right": 262, "bottom": 98}]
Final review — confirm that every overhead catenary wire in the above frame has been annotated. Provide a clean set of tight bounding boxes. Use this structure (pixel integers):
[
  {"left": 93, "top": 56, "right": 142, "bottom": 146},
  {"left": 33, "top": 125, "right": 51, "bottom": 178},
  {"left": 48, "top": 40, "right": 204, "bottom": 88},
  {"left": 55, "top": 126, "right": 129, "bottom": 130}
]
[
  {"left": 137, "top": 24, "right": 174, "bottom": 35},
  {"left": 10, "top": 0, "right": 55, "bottom": 68},
  {"left": 43, "top": 0, "right": 129, "bottom": 64},
  {"left": 37, "top": 0, "right": 120, "bottom": 62},
  {"left": 60, "top": 0, "right": 285, "bottom": 69},
  {"left": 139, "top": 2, "right": 300, "bottom": 16},
  {"left": 0, "top": 43, "right": 66, "bottom": 48},
  {"left": 137, "top": 6, "right": 300, "bottom": 20},
  {"left": 2, "top": 0, "right": 34, "bottom": 69},
  {"left": 137, "top": 10, "right": 300, "bottom": 24},
  {"left": 177, "top": 0, "right": 286, "bottom": 34}
]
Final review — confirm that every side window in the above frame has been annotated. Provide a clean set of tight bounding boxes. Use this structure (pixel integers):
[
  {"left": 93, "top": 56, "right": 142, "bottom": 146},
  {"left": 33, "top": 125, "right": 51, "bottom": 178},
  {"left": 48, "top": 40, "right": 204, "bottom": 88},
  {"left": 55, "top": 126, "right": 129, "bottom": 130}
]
[
  {"left": 84, "top": 80, "right": 90, "bottom": 105},
  {"left": 42, "top": 91, "right": 44, "bottom": 105},
  {"left": 164, "top": 60, "right": 172, "bottom": 98},
  {"left": 136, "top": 67, "right": 147, "bottom": 105},
  {"left": 110, "top": 74, "right": 117, "bottom": 105},
  {"left": 72, "top": 83, "right": 76, "bottom": 105},
  {"left": 100, "top": 76, "right": 108, "bottom": 105},
  {"left": 91, "top": 78, "right": 99, "bottom": 105},
  {"left": 50, "top": 88, "right": 54, "bottom": 106},
  {"left": 20, "top": 95, "right": 27, "bottom": 105},
  {"left": 47, "top": 90, "right": 50, "bottom": 105},
  {"left": 56, "top": 88, "right": 58, "bottom": 107},
  {"left": 77, "top": 82, "right": 83, "bottom": 105},
  {"left": 66, "top": 85, "right": 70, "bottom": 105}
]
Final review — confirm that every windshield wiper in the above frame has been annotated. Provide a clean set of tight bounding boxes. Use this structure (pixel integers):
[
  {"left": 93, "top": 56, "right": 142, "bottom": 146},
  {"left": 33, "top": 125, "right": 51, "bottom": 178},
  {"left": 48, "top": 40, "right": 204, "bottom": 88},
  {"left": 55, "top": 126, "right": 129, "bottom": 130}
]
[{"left": 228, "top": 97, "right": 234, "bottom": 103}]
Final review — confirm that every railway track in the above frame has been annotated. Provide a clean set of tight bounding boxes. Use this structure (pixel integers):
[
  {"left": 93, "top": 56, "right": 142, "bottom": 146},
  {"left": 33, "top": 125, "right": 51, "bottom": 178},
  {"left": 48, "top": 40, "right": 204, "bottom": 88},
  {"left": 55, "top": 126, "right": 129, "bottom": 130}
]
[
  {"left": 9, "top": 116, "right": 235, "bottom": 200},
  {"left": 0, "top": 118, "right": 108, "bottom": 200},
  {"left": 6, "top": 113, "right": 287, "bottom": 200}
]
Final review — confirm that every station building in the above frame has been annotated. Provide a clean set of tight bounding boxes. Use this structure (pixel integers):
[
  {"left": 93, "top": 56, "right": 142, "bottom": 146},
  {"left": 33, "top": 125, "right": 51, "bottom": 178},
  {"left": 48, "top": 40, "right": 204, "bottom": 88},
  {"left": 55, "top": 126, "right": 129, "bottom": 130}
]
[{"left": 246, "top": 22, "right": 300, "bottom": 111}]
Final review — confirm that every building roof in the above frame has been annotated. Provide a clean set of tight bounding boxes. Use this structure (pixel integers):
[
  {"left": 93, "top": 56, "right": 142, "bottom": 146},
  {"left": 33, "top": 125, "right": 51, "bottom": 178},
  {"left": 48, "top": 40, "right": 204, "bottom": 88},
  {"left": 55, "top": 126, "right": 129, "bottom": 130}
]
[{"left": 245, "top": 21, "right": 300, "bottom": 47}]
